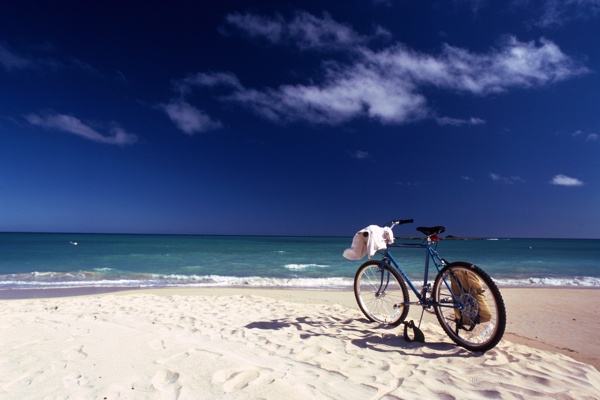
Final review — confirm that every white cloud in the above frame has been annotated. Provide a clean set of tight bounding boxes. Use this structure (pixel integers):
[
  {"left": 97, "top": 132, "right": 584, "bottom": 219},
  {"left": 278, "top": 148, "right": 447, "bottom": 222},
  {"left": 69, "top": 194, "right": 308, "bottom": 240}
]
[
  {"left": 436, "top": 116, "right": 486, "bottom": 126},
  {"left": 174, "top": 71, "right": 243, "bottom": 95},
  {"left": 395, "top": 181, "right": 424, "bottom": 186},
  {"left": 225, "top": 11, "right": 371, "bottom": 51},
  {"left": 536, "top": 0, "right": 600, "bottom": 27},
  {"left": 550, "top": 174, "right": 584, "bottom": 186},
  {"left": 286, "top": 12, "right": 368, "bottom": 50},
  {"left": 571, "top": 129, "right": 598, "bottom": 142},
  {"left": 0, "top": 42, "right": 98, "bottom": 75},
  {"left": 372, "top": 36, "right": 587, "bottom": 95},
  {"left": 224, "top": 13, "right": 586, "bottom": 125},
  {"left": 231, "top": 34, "right": 584, "bottom": 125},
  {"left": 224, "top": 13, "right": 286, "bottom": 44},
  {"left": 0, "top": 43, "right": 32, "bottom": 71},
  {"left": 348, "top": 150, "right": 371, "bottom": 160},
  {"left": 25, "top": 113, "right": 138, "bottom": 146},
  {"left": 161, "top": 100, "right": 222, "bottom": 135},
  {"left": 179, "top": 12, "right": 588, "bottom": 128},
  {"left": 490, "top": 173, "right": 524, "bottom": 184},
  {"left": 228, "top": 65, "right": 428, "bottom": 125},
  {"left": 165, "top": 73, "right": 239, "bottom": 134}
]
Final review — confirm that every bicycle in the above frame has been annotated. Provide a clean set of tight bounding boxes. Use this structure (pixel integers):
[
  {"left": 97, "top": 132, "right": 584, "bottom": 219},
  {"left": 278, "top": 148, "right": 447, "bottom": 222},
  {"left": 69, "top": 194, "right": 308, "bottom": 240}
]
[{"left": 352, "top": 219, "right": 506, "bottom": 352}]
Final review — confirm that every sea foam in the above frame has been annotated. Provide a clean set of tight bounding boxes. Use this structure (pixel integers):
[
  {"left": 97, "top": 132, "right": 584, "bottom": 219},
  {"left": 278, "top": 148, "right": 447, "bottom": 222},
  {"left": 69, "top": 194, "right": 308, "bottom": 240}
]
[{"left": 3, "top": 272, "right": 600, "bottom": 290}]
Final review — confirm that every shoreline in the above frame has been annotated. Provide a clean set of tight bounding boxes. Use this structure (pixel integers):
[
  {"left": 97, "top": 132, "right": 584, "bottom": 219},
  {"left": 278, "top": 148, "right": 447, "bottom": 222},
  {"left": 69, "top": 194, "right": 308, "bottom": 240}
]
[{"left": 2, "top": 283, "right": 600, "bottom": 299}]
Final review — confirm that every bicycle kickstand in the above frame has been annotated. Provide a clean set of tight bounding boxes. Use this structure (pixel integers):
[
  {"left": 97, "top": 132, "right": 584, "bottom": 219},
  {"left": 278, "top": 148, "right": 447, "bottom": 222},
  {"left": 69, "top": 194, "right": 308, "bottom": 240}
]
[{"left": 403, "top": 312, "right": 426, "bottom": 343}]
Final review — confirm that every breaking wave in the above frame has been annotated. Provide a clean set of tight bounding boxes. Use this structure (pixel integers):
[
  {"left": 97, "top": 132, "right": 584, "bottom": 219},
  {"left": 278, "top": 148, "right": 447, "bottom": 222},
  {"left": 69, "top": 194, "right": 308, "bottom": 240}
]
[{"left": 2, "top": 271, "right": 600, "bottom": 291}]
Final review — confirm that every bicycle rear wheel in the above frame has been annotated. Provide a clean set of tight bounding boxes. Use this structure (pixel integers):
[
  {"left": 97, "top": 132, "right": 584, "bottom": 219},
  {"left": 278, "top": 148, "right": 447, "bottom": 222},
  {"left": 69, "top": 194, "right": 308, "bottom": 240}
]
[
  {"left": 433, "top": 262, "right": 506, "bottom": 352},
  {"left": 354, "top": 260, "right": 410, "bottom": 326}
]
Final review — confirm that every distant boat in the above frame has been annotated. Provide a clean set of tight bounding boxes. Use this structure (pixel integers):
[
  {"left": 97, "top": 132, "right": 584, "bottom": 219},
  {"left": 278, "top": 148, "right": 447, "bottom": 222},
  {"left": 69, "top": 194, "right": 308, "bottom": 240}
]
[
  {"left": 69, "top": 241, "right": 78, "bottom": 246},
  {"left": 487, "top": 238, "right": 499, "bottom": 241}
]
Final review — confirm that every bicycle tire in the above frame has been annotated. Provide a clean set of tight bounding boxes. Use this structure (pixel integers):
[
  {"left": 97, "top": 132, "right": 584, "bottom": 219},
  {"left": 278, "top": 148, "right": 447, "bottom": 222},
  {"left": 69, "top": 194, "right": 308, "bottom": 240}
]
[
  {"left": 354, "top": 260, "right": 410, "bottom": 326},
  {"left": 432, "top": 261, "right": 506, "bottom": 352}
]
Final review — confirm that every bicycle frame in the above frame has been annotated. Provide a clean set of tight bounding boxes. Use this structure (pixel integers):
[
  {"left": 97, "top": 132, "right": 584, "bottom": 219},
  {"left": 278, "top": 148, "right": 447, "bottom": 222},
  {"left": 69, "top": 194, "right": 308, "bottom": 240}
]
[{"left": 378, "top": 237, "right": 453, "bottom": 309}]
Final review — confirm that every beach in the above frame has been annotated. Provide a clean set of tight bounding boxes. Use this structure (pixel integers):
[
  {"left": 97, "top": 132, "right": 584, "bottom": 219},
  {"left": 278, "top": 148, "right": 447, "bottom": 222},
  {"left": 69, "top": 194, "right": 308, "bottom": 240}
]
[{"left": 1, "top": 287, "right": 599, "bottom": 399}]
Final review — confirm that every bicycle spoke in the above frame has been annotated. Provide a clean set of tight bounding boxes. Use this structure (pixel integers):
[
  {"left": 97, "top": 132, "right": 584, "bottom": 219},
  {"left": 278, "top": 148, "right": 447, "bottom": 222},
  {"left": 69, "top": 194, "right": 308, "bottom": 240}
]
[
  {"left": 433, "top": 262, "right": 506, "bottom": 352},
  {"left": 354, "top": 261, "right": 409, "bottom": 326}
]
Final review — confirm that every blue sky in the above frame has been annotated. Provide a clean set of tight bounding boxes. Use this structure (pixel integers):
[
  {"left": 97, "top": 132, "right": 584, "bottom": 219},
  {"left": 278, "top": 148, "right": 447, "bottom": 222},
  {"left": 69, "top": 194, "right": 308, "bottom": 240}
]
[{"left": 1, "top": 1, "right": 599, "bottom": 238}]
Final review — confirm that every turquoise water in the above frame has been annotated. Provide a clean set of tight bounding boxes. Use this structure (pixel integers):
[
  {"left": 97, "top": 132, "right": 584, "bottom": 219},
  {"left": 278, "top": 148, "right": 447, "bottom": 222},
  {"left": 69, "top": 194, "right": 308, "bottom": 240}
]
[{"left": 1, "top": 233, "right": 599, "bottom": 291}]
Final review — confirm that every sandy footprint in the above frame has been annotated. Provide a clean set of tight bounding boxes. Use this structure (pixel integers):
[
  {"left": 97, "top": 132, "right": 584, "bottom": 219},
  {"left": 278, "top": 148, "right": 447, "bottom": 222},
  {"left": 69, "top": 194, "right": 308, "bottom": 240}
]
[
  {"left": 2, "top": 370, "right": 44, "bottom": 392},
  {"left": 212, "top": 367, "right": 277, "bottom": 393},
  {"left": 62, "top": 371, "right": 90, "bottom": 388},
  {"left": 149, "top": 339, "right": 167, "bottom": 350},
  {"left": 151, "top": 369, "right": 182, "bottom": 399},
  {"left": 63, "top": 345, "right": 87, "bottom": 361},
  {"left": 155, "top": 351, "right": 190, "bottom": 365},
  {"left": 193, "top": 348, "right": 222, "bottom": 360}
]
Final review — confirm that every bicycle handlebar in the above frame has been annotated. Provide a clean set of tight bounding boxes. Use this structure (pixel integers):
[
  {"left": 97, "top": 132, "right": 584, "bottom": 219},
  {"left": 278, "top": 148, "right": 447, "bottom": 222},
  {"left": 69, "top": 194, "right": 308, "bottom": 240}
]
[{"left": 388, "top": 219, "right": 414, "bottom": 227}]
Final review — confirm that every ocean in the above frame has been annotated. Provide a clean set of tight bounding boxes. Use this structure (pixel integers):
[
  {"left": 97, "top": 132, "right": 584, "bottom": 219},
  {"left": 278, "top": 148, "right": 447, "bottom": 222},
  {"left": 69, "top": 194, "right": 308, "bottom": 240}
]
[{"left": 1, "top": 233, "right": 599, "bottom": 293}]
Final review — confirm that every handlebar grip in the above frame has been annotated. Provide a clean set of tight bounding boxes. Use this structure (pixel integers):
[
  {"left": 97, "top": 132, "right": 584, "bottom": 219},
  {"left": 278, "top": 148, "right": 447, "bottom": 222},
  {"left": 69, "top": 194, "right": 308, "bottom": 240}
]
[{"left": 394, "top": 219, "right": 414, "bottom": 225}]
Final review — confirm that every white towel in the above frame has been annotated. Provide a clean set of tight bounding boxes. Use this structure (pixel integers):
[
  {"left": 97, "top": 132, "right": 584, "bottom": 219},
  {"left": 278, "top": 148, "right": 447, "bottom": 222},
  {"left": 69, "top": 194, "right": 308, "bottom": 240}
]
[{"left": 343, "top": 225, "right": 394, "bottom": 260}]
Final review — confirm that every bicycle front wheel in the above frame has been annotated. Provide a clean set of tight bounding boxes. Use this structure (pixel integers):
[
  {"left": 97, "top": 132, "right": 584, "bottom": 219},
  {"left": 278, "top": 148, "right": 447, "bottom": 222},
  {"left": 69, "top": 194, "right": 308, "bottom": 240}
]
[
  {"left": 433, "top": 262, "right": 506, "bottom": 352},
  {"left": 354, "top": 260, "right": 410, "bottom": 326}
]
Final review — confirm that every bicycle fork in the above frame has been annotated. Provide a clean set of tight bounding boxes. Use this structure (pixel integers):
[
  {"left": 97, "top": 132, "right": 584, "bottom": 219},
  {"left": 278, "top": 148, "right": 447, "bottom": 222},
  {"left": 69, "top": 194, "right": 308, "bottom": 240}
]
[{"left": 376, "top": 261, "right": 392, "bottom": 297}]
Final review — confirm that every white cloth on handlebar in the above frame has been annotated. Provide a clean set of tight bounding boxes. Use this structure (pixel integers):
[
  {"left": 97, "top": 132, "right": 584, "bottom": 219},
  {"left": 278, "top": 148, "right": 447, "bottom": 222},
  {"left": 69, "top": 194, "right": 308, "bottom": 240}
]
[{"left": 343, "top": 225, "right": 394, "bottom": 260}]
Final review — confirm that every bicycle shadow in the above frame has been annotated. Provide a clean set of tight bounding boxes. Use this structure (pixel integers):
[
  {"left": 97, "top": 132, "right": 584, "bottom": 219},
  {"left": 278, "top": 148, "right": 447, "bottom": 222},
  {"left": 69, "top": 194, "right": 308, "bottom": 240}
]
[
  {"left": 349, "top": 331, "right": 480, "bottom": 360},
  {"left": 245, "top": 315, "right": 483, "bottom": 361}
]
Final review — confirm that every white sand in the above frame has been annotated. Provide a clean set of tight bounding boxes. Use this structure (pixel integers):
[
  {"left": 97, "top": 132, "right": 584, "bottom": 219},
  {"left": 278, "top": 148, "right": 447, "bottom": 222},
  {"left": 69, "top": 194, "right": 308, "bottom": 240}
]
[{"left": 1, "top": 289, "right": 600, "bottom": 399}]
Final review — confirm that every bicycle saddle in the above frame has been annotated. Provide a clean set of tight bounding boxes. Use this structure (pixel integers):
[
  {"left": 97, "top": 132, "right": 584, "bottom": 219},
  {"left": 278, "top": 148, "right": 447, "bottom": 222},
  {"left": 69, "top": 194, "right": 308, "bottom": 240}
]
[{"left": 417, "top": 226, "right": 445, "bottom": 236}]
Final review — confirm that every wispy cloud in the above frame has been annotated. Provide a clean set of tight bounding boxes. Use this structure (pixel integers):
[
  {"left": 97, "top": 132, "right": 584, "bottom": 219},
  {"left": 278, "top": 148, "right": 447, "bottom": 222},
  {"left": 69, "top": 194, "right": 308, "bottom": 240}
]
[
  {"left": 224, "top": 11, "right": 379, "bottom": 51},
  {"left": 227, "top": 72, "right": 428, "bottom": 125},
  {"left": 490, "top": 173, "right": 525, "bottom": 184},
  {"left": 163, "top": 73, "right": 239, "bottom": 133},
  {"left": 0, "top": 42, "right": 97, "bottom": 75},
  {"left": 239, "top": 34, "right": 584, "bottom": 124},
  {"left": 0, "top": 43, "right": 33, "bottom": 71},
  {"left": 550, "top": 174, "right": 584, "bottom": 186},
  {"left": 25, "top": 113, "right": 138, "bottom": 146},
  {"left": 395, "top": 181, "right": 424, "bottom": 186},
  {"left": 211, "top": 12, "right": 587, "bottom": 126},
  {"left": 173, "top": 71, "right": 243, "bottom": 96},
  {"left": 347, "top": 150, "right": 371, "bottom": 160},
  {"left": 166, "top": 11, "right": 588, "bottom": 130},
  {"left": 436, "top": 116, "right": 486, "bottom": 126},
  {"left": 160, "top": 100, "right": 222, "bottom": 135},
  {"left": 463, "top": 0, "right": 487, "bottom": 14},
  {"left": 223, "top": 13, "right": 286, "bottom": 44},
  {"left": 534, "top": 0, "right": 600, "bottom": 27},
  {"left": 370, "top": 36, "right": 588, "bottom": 95},
  {"left": 571, "top": 129, "right": 598, "bottom": 141}
]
